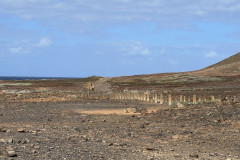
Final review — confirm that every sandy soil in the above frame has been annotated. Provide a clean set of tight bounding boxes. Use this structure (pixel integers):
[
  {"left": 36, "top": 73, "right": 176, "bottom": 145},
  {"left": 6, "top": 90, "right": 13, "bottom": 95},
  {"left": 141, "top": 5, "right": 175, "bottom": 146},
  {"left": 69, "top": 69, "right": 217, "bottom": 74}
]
[
  {"left": 23, "top": 97, "right": 66, "bottom": 103},
  {"left": 74, "top": 106, "right": 164, "bottom": 115}
]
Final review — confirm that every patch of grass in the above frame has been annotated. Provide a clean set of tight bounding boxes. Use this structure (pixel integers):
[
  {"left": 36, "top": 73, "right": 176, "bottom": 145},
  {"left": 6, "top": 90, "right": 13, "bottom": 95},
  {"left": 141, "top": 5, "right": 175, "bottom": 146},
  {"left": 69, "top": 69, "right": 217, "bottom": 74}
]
[
  {"left": 180, "top": 101, "right": 189, "bottom": 106},
  {"left": 170, "top": 101, "right": 178, "bottom": 108},
  {"left": 31, "top": 82, "right": 74, "bottom": 87},
  {"left": 2, "top": 76, "right": 102, "bottom": 88}
]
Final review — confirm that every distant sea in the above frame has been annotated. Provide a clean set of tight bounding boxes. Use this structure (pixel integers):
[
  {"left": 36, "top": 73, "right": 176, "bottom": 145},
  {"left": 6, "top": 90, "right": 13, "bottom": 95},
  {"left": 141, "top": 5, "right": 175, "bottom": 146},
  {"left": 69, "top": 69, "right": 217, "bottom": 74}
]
[{"left": 0, "top": 76, "right": 83, "bottom": 80}]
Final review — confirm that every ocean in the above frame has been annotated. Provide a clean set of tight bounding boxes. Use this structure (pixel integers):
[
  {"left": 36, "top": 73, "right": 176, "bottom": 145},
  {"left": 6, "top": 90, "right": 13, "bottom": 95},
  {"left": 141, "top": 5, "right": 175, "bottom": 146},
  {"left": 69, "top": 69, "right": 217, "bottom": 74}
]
[{"left": 0, "top": 76, "right": 83, "bottom": 80}]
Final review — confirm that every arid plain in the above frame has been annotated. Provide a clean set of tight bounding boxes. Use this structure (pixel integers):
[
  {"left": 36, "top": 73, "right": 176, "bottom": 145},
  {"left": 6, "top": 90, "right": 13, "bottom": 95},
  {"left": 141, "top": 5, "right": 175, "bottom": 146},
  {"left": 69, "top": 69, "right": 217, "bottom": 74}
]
[{"left": 1, "top": 53, "right": 240, "bottom": 159}]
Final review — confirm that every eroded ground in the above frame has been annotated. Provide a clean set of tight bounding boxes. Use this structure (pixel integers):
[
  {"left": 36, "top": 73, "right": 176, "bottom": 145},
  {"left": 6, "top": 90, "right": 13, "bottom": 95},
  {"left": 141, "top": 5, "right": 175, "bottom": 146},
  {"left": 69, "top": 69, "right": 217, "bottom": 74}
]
[{"left": 0, "top": 100, "right": 240, "bottom": 160}]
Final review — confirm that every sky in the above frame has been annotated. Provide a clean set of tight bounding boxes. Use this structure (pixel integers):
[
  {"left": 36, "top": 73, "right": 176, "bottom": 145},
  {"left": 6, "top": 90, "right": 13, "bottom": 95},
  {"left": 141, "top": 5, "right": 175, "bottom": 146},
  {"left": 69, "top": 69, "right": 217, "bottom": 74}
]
[{"left": 0, "top": 0, "right": 240, "bottom": 77}]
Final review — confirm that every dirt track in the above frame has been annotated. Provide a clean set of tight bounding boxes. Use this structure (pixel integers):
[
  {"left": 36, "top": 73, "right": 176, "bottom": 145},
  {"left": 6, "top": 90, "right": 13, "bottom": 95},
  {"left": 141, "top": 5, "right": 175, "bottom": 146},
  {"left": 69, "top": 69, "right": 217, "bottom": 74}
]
[{"left": 0, "top": 100, "right": 240, "bottom": 160}]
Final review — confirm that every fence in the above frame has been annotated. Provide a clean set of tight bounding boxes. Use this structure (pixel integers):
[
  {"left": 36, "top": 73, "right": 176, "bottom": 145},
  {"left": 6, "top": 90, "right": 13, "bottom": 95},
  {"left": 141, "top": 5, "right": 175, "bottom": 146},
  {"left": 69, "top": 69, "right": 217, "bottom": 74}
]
[{"left": 85, "top": 91, "right": 239, "bottom": 106}]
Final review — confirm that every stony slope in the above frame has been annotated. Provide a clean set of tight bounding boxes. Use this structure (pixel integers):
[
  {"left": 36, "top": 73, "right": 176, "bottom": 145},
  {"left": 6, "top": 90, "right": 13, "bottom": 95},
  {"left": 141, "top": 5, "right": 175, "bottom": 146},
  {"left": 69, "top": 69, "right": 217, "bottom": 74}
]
[
  {"left": 108, "top": 52, "right": 240, "bottom": 90},
  {"left": 195, "top": 52, "right": 240, "bottom": 76}
]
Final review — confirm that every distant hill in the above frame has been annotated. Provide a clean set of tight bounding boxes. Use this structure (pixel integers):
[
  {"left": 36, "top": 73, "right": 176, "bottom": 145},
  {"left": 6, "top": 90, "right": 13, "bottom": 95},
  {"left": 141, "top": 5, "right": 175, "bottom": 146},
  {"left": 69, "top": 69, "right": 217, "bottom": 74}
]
[
  {"left": 109, "top": 52, "right": 240, "bottom": 89},
  {"left": 195, "top": 52, "right": 240, "bottom": 76}
]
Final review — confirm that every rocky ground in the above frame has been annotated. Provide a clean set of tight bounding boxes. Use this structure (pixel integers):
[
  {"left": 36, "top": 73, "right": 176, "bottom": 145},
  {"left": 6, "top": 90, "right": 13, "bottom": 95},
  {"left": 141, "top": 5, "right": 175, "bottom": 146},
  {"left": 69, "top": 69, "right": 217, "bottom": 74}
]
[{"left": 0, "top": 99, "right": 240, "bottom": 160}]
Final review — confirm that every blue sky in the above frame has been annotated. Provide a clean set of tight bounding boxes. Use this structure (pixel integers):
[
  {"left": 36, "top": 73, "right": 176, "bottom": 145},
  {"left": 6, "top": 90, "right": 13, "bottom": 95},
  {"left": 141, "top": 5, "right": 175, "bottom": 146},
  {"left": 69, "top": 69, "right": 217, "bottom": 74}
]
[{"left": 0, "top": 0, "right": 240, "bottom": 77}]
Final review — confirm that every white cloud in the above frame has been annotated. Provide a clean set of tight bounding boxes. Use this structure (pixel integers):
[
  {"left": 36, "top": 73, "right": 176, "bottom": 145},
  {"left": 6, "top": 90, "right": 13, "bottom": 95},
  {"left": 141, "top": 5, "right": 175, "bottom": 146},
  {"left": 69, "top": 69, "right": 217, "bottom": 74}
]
[
  {"left": 129, "top": 45, "right": 150, "bottom": 56},
  {"left": 205, "top": 50, "right": 218, "bottom": 58},
  {"left": 9, "top": 47, "right": 21, "bottom": 53},
  {"left": 35, "top": 37, "right": 52, "bottom": 47},
  {"left": 167, "top": 59, "right": 177, "bottom": 65},
  {"left": 9, "top": 46, "right": 30, "bottom": 54},
  {"left": 113, "top": 40, "right": 151, "bottom": 56},
  {"left": 0, "top": 0, "right": 240, "bottom": 32},
  {"left": 8, "top": 37, "right": 52, "bottom": 54}
]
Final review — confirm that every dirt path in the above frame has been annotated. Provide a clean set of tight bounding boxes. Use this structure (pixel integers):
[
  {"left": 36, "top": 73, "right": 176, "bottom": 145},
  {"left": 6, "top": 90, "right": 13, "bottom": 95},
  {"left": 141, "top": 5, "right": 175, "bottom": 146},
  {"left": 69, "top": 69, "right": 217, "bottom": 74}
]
[
  {"left": 74, "top": 106, "right": 169, "bottom": 115},
  {"left": 94, "top": 77, "right": 112, "bottom": 93}
]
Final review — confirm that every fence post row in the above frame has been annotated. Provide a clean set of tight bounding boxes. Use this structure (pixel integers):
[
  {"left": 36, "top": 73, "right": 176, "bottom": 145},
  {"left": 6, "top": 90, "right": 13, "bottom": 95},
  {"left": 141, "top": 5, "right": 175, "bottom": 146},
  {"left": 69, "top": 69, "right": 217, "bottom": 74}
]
[{"left": 94, "top": 91, "right": 237, "bottom": 105}]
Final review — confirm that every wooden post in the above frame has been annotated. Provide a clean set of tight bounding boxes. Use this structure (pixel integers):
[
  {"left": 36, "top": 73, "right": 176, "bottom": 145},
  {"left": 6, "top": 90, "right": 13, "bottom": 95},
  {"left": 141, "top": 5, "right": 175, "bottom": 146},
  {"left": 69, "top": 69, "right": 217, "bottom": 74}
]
[
  {"left": 169, "top": 94, "right": 172, "bottom": 106},
  {"left": 146, "top": 92, "right": 150, "bottom": 102},
  {"left": 227, "top": 96, "right": 230, "bottom": 104},
  {"left": 211, "top": 96, "right": 215, "bottom": 102},
  {"left": 116, "top": 93, "right": 119, "bottom": 99},
  {"left": 154, "top": 93, "right": 158, "bottom": 103},
  {"left": 112, "top": 93, "right": 114, "bottom": 99},
  {"left": 183, "top": 96, "right": 186, "bottom": 102},
  {"left": 204, "top": 97, "right": 207, "bottom": 103},
  {"left": 151, "top": 94, "right": 154, "bottom": 102},
  {"left": 218, "top": 95, "right": 221, "bottom": 103},
  {"left": 233, "top": 96, "right": 236, "bottom": 103},
  {"left": 180, "top": 95, "right": 183, "bottom": 102},
  {"left": 198, "top": 96, "right": 202, "bottom": 104},
  {"left": 87, "top": 82, "right": 91, "bottom": 90},
  {"left": 160, "top": 94, "right": 163, "bottom": 104},
  {"left": 193, "top": 95, "right": 197, "bottom": 104},
  {"left": 143, "top": 92, "right": 146, "bottom": 101}
]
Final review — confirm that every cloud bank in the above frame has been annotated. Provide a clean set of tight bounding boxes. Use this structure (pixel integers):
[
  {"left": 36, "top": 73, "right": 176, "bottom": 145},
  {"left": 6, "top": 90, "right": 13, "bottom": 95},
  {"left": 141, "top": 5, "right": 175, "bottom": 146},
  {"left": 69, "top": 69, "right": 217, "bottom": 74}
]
[{"left": 1, "top": 0, "right": 240, "bottom": 32}]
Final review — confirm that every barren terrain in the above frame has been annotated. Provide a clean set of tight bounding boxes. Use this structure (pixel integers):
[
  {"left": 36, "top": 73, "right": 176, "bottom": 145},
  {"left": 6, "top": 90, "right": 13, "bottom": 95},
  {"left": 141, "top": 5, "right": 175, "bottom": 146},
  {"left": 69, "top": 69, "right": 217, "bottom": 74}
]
[
  {"left": 0, "top": 100, "right": 240, "bottom": 160},
  {"left": 1, "top": 53, "right": 240, "bottom": 159}
]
